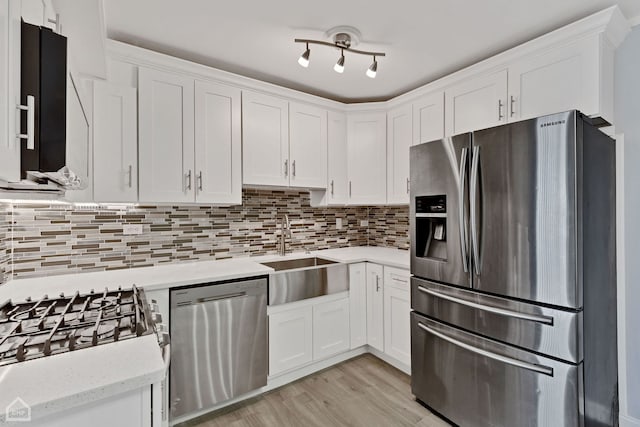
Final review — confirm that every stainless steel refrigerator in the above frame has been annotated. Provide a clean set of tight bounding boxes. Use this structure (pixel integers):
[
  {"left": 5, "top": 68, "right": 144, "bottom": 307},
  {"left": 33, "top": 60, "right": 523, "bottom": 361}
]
[{"left": 409, "top": 110, "right": 618, "bottom": 427}]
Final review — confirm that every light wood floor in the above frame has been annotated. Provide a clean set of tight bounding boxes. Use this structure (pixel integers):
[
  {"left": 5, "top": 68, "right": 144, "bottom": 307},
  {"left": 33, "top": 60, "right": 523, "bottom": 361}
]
[{"left": 178, "top": 354, "right": 450, "bottom": 427}]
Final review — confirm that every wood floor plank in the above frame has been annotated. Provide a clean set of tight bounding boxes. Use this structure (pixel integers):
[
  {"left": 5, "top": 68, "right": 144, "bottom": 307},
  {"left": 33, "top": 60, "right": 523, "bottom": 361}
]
[{"left": 177, "top": 354, "right": 450, "bottom": 427}]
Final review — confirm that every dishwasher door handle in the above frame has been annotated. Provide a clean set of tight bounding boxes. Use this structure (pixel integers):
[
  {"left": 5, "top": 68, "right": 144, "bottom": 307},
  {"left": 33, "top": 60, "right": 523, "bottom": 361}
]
[{"left": 176, "top": 292, "right": 247, "bottom": 306}]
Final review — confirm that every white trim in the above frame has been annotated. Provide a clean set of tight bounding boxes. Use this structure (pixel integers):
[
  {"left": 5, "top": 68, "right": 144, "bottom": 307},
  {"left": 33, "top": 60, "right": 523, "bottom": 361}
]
[
  {"left": 616, "top": 134, "right": 628, "bottom": 419},
  {"left": 621, "top": 414, "right": 640, "bottom": 427},
  {"left": 367, "top": 346, "right": 410, "bottom": 375}
]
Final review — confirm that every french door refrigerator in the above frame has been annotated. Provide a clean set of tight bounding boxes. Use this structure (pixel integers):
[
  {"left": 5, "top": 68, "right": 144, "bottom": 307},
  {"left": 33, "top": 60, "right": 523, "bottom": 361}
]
[{"left": 409, "top": 110, "right": 617, "bottom": 427}]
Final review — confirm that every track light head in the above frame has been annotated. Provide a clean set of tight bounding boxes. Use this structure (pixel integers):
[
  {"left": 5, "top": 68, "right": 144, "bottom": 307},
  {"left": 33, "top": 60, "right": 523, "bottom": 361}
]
[
  {"left": 334, "top": 50, "right": 345, "bottom": 73},
  {"left": 298, "top": 43, "right": 310, "bottom": 68},
  {"left": 366, "top": 57, "right": 377, "bottom": 78}
]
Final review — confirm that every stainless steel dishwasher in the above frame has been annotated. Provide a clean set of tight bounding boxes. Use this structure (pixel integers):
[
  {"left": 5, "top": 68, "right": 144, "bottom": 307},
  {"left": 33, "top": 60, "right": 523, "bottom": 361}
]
[{"left": 169, "top": 276, "right": 268, "bottom": 421}]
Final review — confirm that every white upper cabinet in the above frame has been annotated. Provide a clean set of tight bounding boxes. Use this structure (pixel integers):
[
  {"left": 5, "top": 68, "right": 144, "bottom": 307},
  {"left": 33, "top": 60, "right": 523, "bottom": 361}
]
[
  {"left": 289, "top": 102, "right": 327, "bottom": 189},
  {"left": 386, "top": 104, "right": 412, "bottom": 204},
  {"left": 508, "top": 34, "right": 609, "bottom": 122},
  {"left": 194, "top": 80, "right": 241, "bottom": 204},
  {"left": 242, "top": 91, "right": 289, "bottom": 187},
  {"left": 445, "top": 69, "right": 508, "bottom": 136},
  {"left": 0, "top": 1, "right": 20, "bottom": 183},
  {"left": 326, "top": 111, "right": 348, "bottom": 205},
  {"left": 413, "top": 91, "right": 445, "bottom": 145},
  {"left": 93, "top": 81, "right": 137, "bottom": 203},
  {"left": 347, "top": 112, "right": 387, "bottom": 205},
  {"left": 138, "top": 67, "right": 195, "bottom": 203}
]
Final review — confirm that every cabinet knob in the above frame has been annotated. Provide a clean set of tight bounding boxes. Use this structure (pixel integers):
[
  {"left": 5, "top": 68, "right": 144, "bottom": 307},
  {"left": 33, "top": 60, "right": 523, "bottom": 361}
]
[
  {"left": 330, "top": 180, "right": 334, "bottom": 196},
  {"left": 16, "top": 95, "right": 35, "bottom": 150},
  {"left": 498, "top": 99, "right": 505, "bottom": 120},
  {"left": 292, "top": 160, "right": 296, "bottom": 177},
  {"left": 510, "top": 95, "right": 516, "bottom": 118},
  {"left": 284, "top": 160, "right": 289, "bottom": 177},
  {"left": 185, "top": 170, "right": 192, "bottom": 191},
  {"left": 198, "top": 171, "right": 203, "bottom": 191}
]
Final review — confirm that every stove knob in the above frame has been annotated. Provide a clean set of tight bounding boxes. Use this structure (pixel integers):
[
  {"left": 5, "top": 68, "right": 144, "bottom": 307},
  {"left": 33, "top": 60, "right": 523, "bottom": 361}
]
[
  {"left": 158, "top": 331, "right": 170, "bottom": 347},
  {"left": 151, "top": 299, "right": 157, "bottom": 304},
  {"left": 156, "top": 323, "right": 166, "bottom": 332}
]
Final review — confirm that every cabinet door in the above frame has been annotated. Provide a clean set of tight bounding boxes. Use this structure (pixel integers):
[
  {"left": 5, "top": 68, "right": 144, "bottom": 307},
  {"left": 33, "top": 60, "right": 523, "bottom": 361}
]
[
  {"left": 383, "top": 267, "right": 411, "bottom": 366},
  {"left": 386, "top": 104, "right": 412, "bottom": 204},
  {"left": 268, "top": 306, "right": 313, "bottom": 376},
  {"left": 0, "top": 1, "right": 20, "bottom": 182},
  {"left": 65, "top": 73, "right": 93, "bottom": 202},
  {"left": 138, "top": 67, "right": 194, "bottom": 203},
  {"left": 313, "top": 297, "right": 350, "bottom": 360},
  {"left": 93, "top": 81, "right": 137, "bottom": 202},
  {"left": 289, "top": 102, "right": 327, "bottom": 188},
  {"left": 194, "top": 80, "right": 241, "bottom": 204},
  {"left": 347, "top": 112, "right": 387, "bottom": 205},
  {"left": 445, "top": 69, "right": 508, "bottom": 136},
  {"left": 366, "top": 263, "right": 384, "bottom": 351},
  {"left": 413, "top": 91, "right": 444, "bottom": 145},
  {"left": 242, "top": 91, "right": 289, "bottom": 187},
  {"left": 508, "top": 35, "right": 600, "bottom": 122},
  {"left": 326, "top": 111, "right": 348, "bottom": 205},
  {"left": 349, "top": 263, "right": 367, "bottom": 349}
]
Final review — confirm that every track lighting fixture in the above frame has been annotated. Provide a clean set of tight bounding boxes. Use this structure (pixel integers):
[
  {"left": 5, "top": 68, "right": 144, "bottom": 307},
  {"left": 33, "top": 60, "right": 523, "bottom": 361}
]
[
  {"left": 334, "top": 50, "right": 345, "bottom": 73},
  {"left": 294, "top": 30, "right": 385, "bottom": 78},
  {"left": 298, "top": 43, "right": 310, "bottom": 67},
  {"left": 366, "top": 56, "right": 377, "bottom": 78}
]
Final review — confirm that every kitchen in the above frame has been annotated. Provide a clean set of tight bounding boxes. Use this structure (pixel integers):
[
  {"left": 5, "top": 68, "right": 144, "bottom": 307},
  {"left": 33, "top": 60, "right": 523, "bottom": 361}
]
[{"left": 0, "top": 1, "right": 639, "bottom": 426}]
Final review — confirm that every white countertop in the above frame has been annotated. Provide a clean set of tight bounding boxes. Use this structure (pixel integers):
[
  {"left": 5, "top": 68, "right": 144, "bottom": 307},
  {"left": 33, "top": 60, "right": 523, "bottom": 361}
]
[{"left": 0, "top": 246, "right": 408, "bottom": 422}]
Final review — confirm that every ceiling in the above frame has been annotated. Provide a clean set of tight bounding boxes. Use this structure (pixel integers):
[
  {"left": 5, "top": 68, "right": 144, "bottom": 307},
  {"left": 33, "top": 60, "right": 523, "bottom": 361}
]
[{"left": 104, "top": 0, "right": 640, "bottom": 103}]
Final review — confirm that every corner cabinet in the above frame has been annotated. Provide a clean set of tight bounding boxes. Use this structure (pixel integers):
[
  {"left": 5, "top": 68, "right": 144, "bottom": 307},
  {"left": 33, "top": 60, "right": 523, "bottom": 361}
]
[
  {"left": 386, "top": 104, "right": 412, "bottom": 204},
  {"left": 347, "top": 112, "right": 387, "bottom": 205},
  {"left": 93, "top": 81, "right": 138, "bottom": 202},
  {"left": 138, "top": 67, "right": 242, "bottom": 204}
]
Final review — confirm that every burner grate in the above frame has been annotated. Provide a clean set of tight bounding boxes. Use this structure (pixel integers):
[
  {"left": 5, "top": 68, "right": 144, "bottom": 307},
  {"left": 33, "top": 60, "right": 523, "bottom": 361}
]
[{"left": 0, "top": 285, "right": 153, "bottom": 366}]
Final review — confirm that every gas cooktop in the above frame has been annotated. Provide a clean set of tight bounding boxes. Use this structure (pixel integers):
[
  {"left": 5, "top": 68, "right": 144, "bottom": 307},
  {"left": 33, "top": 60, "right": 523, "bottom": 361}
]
[{"left": 0, "top": 286, "right": 156, "bottom": 366}]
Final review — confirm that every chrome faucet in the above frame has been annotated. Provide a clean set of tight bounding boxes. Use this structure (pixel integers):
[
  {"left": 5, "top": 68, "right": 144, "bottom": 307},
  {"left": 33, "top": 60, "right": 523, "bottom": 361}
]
[{"left": 278, "top": 214, "right": 292, "bottom": 256}]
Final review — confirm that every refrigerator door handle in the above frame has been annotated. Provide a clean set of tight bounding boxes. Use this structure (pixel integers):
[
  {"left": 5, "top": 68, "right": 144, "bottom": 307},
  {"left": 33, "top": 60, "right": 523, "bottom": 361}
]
[
  {"left": 470, "top": 145, "right": 481, "bottom": 276},
  {"left": 417, "top": 285, "right": 554, "bottom": 325},
  {"left": 458, "top": 147, "right": 469, "bottom": 273},
  {"left": 417, "top": 322, "right": 554, "bottom": 376}
]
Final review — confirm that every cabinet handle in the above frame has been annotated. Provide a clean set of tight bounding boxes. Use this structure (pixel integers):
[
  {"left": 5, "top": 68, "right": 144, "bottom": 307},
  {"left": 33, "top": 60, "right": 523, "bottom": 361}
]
[
  {"left": 330, "top": 180, "right": 334, "bottom": 196},
  {"left": 406, "top": 177, "right": 410, "bottom": 194},
  {"left": 292, "top": 160, "right": 296, "bottom": 177},
  {"left": 16, "top": 95, "right": 35, "bottom": 150},
  {"left": 349, "top": 181, "right": 352, "bottom": 197},
  {"left": 198, "top": 171, "right": 203, "bottom": 191},
  {"left": 510, "top": 95, "right": 516, "bottom": 117},
  {"left": 498, "top": 99, "right": 504, "bottom": 120},
  {"left": 128, "top": 165, "right": 133, "bottom": 188},
  {"left": 376, "top": 275, "right": 380, "bottom": 292},
  {"left": 185, "top": 170, "right": 192, "bottom": 191},
  {"left": 284, "top": 160, "right": 288, "bottom": 177}
]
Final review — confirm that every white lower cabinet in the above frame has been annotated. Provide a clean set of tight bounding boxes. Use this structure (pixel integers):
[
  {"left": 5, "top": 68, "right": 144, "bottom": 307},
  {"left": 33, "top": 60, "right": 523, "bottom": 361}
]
[
  {"left": 268, "top": 305, "right": 313, "bottom": 376},
  {"left": 349, "top": 263, "right": 367, "bottom": 349},
  {"left": 366, "top": 263, "right": 385, "bottom": 352},
  {"left": 313, "top": 298, "right": 350, "bottom": 360},
  {"left": 383, "top": 267, "right": 411, "bottom": 367}
]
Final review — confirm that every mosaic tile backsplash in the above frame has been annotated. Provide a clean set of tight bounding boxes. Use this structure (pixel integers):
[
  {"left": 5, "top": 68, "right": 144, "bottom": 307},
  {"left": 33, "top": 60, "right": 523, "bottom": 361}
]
[{"left": 0, "top": 189, "right": 408, "bottom": 282}]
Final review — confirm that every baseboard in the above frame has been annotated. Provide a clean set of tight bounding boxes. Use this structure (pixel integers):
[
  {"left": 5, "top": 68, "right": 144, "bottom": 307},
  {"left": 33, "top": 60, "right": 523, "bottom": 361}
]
[
  {"left": 367, "top": 347, "right": 411, "bottom": 375},
  {"left": 621, "top": 414, "right": 640, "bottom": 427}
]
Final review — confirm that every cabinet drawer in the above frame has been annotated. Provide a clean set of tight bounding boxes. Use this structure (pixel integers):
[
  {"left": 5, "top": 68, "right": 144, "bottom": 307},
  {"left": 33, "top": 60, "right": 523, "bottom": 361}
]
[{"left": 384, "top": 266, "right": 410, "bottom": 290}]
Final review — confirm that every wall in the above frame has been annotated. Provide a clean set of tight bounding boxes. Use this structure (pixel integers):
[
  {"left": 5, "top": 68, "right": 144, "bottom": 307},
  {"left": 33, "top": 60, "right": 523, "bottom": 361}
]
[
  {"left": 1, "top": 190, "right": 408, "bottom": 281},
  {"left": 615, "top": 24, "right": 640, "bottom": 425}
]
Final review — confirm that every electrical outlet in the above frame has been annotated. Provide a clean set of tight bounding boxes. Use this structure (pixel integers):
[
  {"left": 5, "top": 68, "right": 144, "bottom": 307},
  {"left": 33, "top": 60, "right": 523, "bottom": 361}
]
[
  {"left": 360, "top": 220, "right": 369, "bottom": 227},
  {"left": 123, "top": 224, "right": 144, "bottom": 235},
  {"left": 336, "top": 218, "right": 343, "bottom": 230}
]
